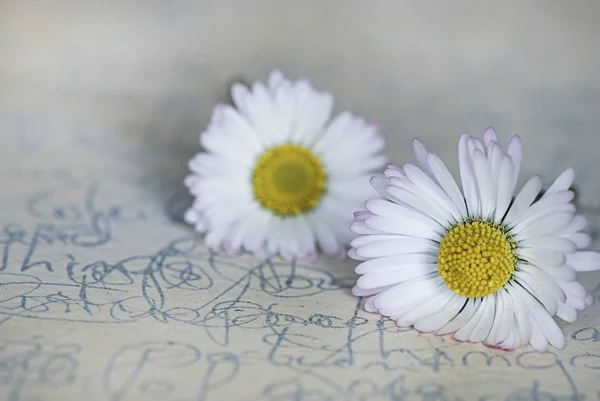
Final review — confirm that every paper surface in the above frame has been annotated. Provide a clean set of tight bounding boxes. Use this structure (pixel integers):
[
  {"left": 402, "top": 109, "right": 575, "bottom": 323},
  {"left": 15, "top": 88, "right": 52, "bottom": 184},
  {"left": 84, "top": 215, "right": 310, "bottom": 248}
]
[
  {"left": 2, "top": 2, "right": 600, "bottom": 400},
  {"left": 0, "top": 144, "right": 599, "bottom": 401}
]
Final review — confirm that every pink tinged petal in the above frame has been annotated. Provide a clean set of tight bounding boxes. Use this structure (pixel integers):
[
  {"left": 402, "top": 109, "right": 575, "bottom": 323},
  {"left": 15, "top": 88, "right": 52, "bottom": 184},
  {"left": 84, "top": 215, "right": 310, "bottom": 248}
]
[
  {"left": 507, "top": 190, "right": 575, "bottom": 230},
  {"left": 437, "top": 298, "right": 481, "bottom": 335},
  {"left": 507, "top": 135, "right": 523, "bottom": 188},
  {"left": 454, "top": 297, "right": 490, "bottom": 342},
  {"left": 395, "top": 288, "right": 454, "bottom": 327},
  {"left": 503, "top": 176, "right": 543, "bottom": 224},
  {"left": 426, "top": 153, "right": 468, "bottom": 218},
  {"left": 403, "top": 164, "right": 462, "bottom": 222},
  {"left": 519, "top": 248, "right": 566, "bottom": 268},
  {"left": 566, "top": 251, "right": 600, "bottom": 272},
  {"left": 413, "top": 294, "right": 465, "bottom": 333},
  {"left": 352, "top": 284, "right": 394, "bottom": 297},
  {"left": 513, "top": 211, "right": 574, "bottom": 241},
  {"left": 493, "top": 156, "right": 516, "bottom": 224},
  {"left": 471, "top": 149, "right": 497, "bottom": 220},
  {"left": 458, "top": 133, "right": 481, "bottom": 217},
  {"left": 482, "top": 127, "right": 498, "bottom": 152},
  {"left": 507, "top": 286, "right": 532, "bottom": 346},
  {"left": 242, "top": 211, "right": 271, "bottom": 252},
  {"left": 543, "top": 168, "right": 575, "bottom": 196},
  {"left": 518, "top": 236, "right": 577, "bottom": 255},
  {"left": 498, "top": 326, "right": 520, "bottom": 350},
  {"left": 354, "top": 237, "right": 439, "bottom": 259},
  {"left": 412, "top": 138, "right": 433, "bottom": 178},
  {"left": 561, "top": 233, "right": 592, "bottom": 249},
  {"left": 584, "top": 293, "right": 594, "bottom": 307}
]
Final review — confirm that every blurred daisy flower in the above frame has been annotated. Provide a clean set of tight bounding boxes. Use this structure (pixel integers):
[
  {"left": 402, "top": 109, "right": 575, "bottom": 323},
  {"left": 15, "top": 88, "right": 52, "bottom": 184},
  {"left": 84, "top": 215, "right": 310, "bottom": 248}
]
[
  {"left": 350, "top": 128, "right": 599, "bottom": 351},
  {"left": 184, "top": 69, "right": 387, "bottom": 260}
]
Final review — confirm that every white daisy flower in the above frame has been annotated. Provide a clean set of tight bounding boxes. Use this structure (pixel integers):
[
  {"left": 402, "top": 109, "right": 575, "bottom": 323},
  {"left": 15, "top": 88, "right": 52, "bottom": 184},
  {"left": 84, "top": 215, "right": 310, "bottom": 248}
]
[
  {"left": 350, "top": 128, "right": 599, "bottom": 351},
  {"left": 184, "top": 69, "right": 387, "bottom": 260}
]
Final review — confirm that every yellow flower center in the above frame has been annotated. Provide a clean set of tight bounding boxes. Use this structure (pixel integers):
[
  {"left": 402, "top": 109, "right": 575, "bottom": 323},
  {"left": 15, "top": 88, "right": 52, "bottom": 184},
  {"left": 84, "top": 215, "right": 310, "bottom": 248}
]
[
  {"left": 437, "top": 220, "right": 516, "bottom": 298},
  {"left": 252, "top": 143, "right": 327, "bottom": 216}
]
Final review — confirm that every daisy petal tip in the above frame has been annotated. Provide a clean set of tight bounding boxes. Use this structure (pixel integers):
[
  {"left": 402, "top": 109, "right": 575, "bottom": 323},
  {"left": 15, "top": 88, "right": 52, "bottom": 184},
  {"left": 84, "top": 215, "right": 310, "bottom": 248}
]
[{"left": 584, "top": 293, "right": 595, "bottom": 307}]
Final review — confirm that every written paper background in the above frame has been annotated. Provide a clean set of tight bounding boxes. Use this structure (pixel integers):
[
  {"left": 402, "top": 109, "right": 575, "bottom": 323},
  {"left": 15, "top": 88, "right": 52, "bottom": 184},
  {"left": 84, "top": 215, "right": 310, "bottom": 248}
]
[{"left": 1, "top": 2, "right": 600, "bottom": 400}]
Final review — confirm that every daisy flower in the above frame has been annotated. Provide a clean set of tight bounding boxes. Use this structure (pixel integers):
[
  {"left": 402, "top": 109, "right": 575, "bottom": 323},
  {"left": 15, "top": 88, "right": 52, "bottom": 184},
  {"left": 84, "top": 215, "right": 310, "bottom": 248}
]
[
  {"left": 183, "top": 69, "right": 387, "bottom": 260},
  {"left": 350, "top": 128, "right": 599, "bottom": 351}
]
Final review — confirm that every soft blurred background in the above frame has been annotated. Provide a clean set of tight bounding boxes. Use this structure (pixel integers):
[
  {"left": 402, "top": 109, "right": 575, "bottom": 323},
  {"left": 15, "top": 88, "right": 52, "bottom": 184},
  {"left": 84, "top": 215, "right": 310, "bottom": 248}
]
[{"left": 1, "top": 0, "right": 599, "bottom": 212}]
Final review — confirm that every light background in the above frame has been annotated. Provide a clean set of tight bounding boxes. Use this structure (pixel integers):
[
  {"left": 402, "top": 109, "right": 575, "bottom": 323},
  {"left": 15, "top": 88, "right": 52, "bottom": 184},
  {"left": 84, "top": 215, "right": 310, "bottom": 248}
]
[{"left": 1, "top": 0, "right": 599, "bottom": 207}]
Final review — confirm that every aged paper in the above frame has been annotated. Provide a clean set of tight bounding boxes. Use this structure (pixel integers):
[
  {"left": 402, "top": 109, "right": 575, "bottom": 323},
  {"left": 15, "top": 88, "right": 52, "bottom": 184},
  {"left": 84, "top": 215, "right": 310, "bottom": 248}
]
[{"left": 0, "top": 127, "right": 598, "bottom": 401}]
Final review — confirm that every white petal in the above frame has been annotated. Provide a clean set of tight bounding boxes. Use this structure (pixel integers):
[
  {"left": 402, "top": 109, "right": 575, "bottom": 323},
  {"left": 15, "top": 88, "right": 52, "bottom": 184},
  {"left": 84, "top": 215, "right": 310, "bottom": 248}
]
[
  {"left": 519, "top": 248, "right": 566, "bottom": 268},
  {"left": 385, "top": 185, "right": 454, "bottom": 227},
  {"left": 454, "top": 297, "right": 489, "bottom": 342},
  {"left": 506, "top": 286, "right": 532, "bottom": 346},
  {"left": 437, "top": 298, "right": 481, "bottom": 335},
  {"left": 426, "top": 153, "right": 468, "bottom": 217},
  {"left": 487, "top": 292, "right": 513, "bottom": 346},
  {"left": 482, "top": 127, "right": 498, "bottom": 152},
  {"left": 507, "top": 135, "right": 523, "bottom": 188},
  {"left": 352, "top": 285, "right": 393, "bottom": 297},
  {"left": 556, "top": 302, "right": 577, "bottom": 323},
  {"left": 493, "top": 156, "right": 516, "bottom": 223},
  {"left": 514, "top": 284, "right": 565, "bottom": 349},
  {"left": 503, "top": 176, "right": 543, "bottom": 224},
  {"left": 507, "top": 190, "right": 574, "bottom": 229},
  {"left": 472, "top": 149, "right": 496, "bottom": 219},
  {"left": 467, "top": 295, "right": 496, "bottom": 342},
  {"left": 372, "top": 276, "right": 443, "bottom": 313},
  {"left": 519, "top": 236, "right": 577, "bottom": 254},
  {"left": 412, "top": 138, "right": 433, "bottom": 177},
  {"left": 354, "top": 237, "right": 439, "bottom": 258},
  {"left": 515, "top": 269, "right": 559, "bottom": 315},
  {"left": 561, "top": 233, "right": 592, "bottom": 249},
  {"left": 395, "top": 288, "right": 454, "bottom": 327},
  {"left": 307, "top": 214, "right": 340, "bottom": 256},
  {"left": 543, "top": 168, "right": 575, "bottom": 196},
  {"left": 458, "top": 133, "right": 480, "bottom": 216},
  {"left": 403, "top": 164, "right": 463, "bottom": 222},
  {"left": 413, "top": 294, "right": 466, "bottom": 332},
  {"left": 364, "top": 215, "right": 442, "bottom": 241},
  {"left": 566, "top": 251, "right": 600, "bottom": 272},
  {"left": 513, "top": 211, "right": 574, "bottom": 241},
  {"left": 365, "top": 199, "right": 445, "bottom": 233},
  {"left": 529, "top": 318, "right": 549, "bottom": 352}
]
